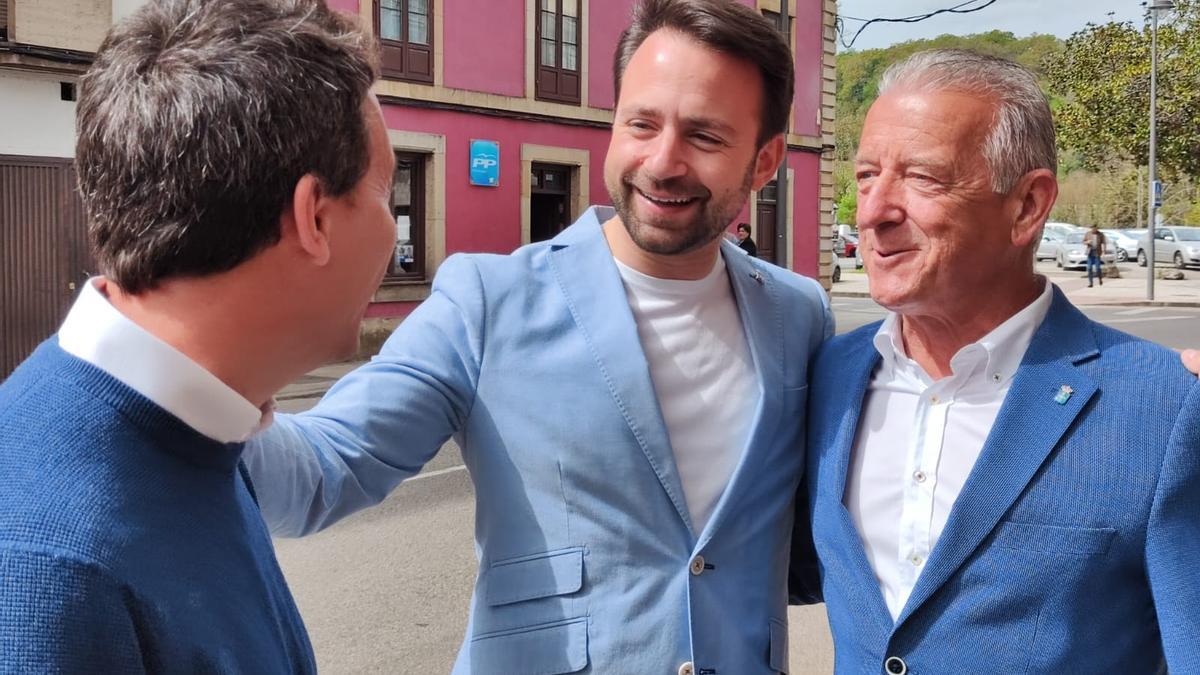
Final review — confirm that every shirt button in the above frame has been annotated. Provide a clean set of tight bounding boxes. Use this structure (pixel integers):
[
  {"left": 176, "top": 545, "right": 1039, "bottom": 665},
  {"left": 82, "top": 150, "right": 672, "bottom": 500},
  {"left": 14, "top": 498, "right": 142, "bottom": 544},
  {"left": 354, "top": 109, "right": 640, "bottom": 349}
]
[
  {"left": 910, "top": 554, "right": 923, "bottom": 567},
  {"left": 929, "top": 395, "right": 940, "bottom": 404},
  {"left": 885, "top": 656, "right": 908, "bottom": 674},
  {"left": 678, "top": 661, "right": 695, "bottom": 675},
  {"left": 689, "top": 555, "right": 706, "bottom": 576},
  {"left": 913, "top": 470, "right": 926, "bottom": 483}
]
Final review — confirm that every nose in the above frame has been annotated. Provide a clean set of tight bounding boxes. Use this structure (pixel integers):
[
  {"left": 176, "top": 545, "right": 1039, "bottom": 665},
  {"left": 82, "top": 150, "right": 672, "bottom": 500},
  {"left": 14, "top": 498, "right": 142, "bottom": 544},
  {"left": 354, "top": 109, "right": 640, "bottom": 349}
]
[
  {"left": 856, "top": 173, "right": 904, "bottom": 232},
  {"left": 640, "top": 129, "right": 688, "bottom": 183}
]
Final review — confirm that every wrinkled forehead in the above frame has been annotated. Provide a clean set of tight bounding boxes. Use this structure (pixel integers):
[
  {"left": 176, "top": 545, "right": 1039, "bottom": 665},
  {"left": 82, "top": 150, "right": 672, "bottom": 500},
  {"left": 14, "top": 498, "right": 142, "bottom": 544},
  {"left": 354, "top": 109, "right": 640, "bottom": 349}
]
[{"left": 858, "top": 88, "right": 994, "bottom": 162}]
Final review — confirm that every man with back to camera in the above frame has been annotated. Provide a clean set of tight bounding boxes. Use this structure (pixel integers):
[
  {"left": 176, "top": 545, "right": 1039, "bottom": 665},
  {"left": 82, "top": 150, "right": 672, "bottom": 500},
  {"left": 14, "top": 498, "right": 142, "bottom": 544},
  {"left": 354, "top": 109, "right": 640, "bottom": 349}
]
[
  {"left": 800, "top": 49, "right": 1200, "bottom": 673},
  {"left": 0, "top": 0, "right": 392, "bottom": 670},
  {"left": 242, "top": 0, "right": 832, "bottom": 672}
]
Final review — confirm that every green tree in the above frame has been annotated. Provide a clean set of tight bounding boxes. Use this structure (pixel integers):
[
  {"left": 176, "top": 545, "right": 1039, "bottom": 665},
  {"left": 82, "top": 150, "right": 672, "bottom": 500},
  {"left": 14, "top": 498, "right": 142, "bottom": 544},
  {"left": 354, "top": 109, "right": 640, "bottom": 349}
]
[{"left": 1046, "top": 1, "right": 1200, "bottom": 179}]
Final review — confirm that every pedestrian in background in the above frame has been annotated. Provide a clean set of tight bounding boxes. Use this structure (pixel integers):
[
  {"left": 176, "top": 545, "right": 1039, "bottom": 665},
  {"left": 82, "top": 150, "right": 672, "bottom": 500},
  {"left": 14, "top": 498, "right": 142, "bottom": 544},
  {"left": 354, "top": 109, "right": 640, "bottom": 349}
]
[
  {"left": 1085, "top": 223, "right": 1107, "bottom": 287},
  {"left": 736, "top": 222, "right": 758, "bottom": 256}
]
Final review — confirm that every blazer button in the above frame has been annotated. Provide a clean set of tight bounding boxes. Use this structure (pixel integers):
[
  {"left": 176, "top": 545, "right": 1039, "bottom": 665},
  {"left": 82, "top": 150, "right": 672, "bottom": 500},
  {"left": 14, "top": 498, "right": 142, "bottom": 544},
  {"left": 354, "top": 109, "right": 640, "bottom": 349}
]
[
  {"left": 689, "top": 555, "right": 706, "bottom": 576},
  {"left": 678, "top": 661, "right": 695, "bottom": 675},
  {"left": 884, "top": 656, "right": 907, "bottom": 674}
]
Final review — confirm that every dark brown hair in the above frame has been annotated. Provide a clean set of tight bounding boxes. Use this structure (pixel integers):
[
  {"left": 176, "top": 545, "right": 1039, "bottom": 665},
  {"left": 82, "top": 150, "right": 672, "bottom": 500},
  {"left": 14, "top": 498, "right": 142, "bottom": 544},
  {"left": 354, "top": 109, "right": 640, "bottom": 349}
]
[
  {"left": 76, "top": 0, "right": 378, "bottom": 293},
  {"left": 613, "top": 0, "right": 794, "bottom": 147}
]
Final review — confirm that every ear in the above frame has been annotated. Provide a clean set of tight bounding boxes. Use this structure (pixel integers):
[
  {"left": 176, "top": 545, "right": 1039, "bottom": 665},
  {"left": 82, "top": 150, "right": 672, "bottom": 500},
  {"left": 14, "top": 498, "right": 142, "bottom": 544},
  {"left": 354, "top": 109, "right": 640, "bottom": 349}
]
[
  {"left": 280, "top": 173, "right": 332, "bottom": 266},
  {"left": 749, "top": 134, "right": 786, "bottom": 191},
  {"left": 1009, "top": 168, "right": 1058, "bottom": 248}
]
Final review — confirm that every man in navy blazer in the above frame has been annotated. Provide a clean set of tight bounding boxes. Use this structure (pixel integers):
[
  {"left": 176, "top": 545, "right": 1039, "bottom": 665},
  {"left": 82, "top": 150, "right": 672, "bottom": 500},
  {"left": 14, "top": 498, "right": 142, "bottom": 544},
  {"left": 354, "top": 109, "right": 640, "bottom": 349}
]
[
  {"left": 802, "top": 48, "right": 1200, "bottom": 674},
  {"left": 245, "top": 1, "right": 831, "bottom": 672}
]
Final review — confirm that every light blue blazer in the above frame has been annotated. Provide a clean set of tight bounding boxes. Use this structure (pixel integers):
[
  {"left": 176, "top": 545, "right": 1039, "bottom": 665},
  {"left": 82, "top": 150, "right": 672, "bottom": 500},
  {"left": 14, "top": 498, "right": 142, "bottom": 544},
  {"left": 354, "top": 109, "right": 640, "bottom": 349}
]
[
  {"left": 804, "top": 287, "right": 1200, "bottom": 674},
  {"left": 246, "top": 207, "right": 833, "bottom": 674}
]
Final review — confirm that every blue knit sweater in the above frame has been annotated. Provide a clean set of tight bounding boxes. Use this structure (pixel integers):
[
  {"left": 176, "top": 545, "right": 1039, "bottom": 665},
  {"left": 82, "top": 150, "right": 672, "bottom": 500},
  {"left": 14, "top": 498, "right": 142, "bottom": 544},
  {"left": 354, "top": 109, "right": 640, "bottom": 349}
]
[{"left": 0, "top": 340, "right": 315, "bottom": 673}]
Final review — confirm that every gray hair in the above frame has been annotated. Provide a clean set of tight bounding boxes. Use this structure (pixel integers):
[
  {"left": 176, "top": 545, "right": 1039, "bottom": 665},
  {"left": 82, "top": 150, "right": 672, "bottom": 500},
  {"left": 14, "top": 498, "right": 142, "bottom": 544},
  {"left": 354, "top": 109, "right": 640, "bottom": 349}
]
[
  {"left": 76, "top": 0, "right": 378, "bottom": 294},
  {"left": 878, "top": 49, "right": 1056, "bottom": 194}
]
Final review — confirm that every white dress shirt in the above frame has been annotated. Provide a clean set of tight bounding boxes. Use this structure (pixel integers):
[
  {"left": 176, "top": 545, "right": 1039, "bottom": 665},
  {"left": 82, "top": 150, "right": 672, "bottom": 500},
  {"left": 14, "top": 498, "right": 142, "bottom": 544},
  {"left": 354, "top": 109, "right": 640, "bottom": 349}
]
[
  {"left": 845, "top": 279, "right": 1053, "bottom": 620},
  {"left": 614, "top": 255, "right": 759, "bottom": 536},
  {"left": 57, "top": 278, "right": 266, "bottom": 443}
]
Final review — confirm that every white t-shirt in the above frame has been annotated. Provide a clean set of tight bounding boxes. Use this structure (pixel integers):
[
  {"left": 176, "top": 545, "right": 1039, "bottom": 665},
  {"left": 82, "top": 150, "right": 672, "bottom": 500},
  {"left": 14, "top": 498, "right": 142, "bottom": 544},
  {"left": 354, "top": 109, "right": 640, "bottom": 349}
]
[{"left": 614, "top": 255, "right": 760, "bottom": 536}]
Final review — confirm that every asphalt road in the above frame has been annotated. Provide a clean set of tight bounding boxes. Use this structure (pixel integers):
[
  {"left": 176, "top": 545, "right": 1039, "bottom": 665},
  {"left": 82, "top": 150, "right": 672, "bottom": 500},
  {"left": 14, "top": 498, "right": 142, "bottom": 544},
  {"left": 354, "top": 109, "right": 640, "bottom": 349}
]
[{"left": 273, "top": 299, "right": 1198, "bottom": 674}]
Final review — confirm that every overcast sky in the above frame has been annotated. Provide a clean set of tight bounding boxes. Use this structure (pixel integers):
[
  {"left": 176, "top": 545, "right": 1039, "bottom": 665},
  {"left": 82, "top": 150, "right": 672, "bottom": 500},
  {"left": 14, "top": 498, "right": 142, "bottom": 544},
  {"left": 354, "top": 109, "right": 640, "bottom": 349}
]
[{"left": 836, "top": 0, "right": 1151, "bottom": 51}]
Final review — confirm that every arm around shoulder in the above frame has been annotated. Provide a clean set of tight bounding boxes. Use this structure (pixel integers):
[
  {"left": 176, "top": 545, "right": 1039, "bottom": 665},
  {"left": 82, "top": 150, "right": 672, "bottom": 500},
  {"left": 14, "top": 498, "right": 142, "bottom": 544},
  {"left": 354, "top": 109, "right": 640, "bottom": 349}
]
[{"left": 244, "top": 254, "right": 487, "bottom": 537}]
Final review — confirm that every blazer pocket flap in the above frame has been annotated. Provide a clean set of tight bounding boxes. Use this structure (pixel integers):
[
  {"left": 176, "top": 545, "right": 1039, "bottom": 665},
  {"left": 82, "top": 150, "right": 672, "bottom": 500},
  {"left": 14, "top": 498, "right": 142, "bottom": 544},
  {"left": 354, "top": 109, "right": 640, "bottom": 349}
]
[
  {"left": 769, "top": 617, "right": 788, "bottom": 672},
  {"left": 992, "top": 521, "right": 1116, "bottom": 556},
  {"left": 486, "top": 547, "right": 584, "bottom": 607},
  {"left": 470, "top": 617, "right": 588, "bottom": 674}
]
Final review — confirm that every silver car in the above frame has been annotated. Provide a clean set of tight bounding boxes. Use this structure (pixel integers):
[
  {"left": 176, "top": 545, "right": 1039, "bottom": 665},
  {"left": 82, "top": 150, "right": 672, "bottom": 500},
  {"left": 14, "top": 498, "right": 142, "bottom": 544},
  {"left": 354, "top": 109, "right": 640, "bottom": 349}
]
[
  {"left": 1057, "top": 232, "right": 1116, "bottom": 269},
  {"left": 1102, "top": 229, "right": 1143, "bottom": 263},
  {"left": 1036, "top": 230, "right": 1066, "bottom": 261},
  {"left": 1136, "top": 226, "right": 1200, "bottom": 269}
]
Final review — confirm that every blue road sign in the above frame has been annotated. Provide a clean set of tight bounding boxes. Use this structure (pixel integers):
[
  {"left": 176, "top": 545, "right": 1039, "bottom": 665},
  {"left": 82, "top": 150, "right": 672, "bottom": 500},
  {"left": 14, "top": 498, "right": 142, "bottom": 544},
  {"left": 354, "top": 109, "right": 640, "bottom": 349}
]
[
  {"left": 1153, "top": 180, "right": 1163, "bottom": 208},
  {"left": 470, "top": 140, "right": 500, "bottom": 187}
]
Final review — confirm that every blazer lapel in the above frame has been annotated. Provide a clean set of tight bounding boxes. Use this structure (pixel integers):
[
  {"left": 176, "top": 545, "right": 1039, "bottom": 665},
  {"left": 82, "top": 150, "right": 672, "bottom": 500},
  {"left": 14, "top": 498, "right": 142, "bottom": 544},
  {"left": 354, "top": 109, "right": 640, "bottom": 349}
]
[
  {"left": 694, "top": 244, "right": 782, "bottom": 546},
  {"left": 895, "top": 288, "right": 1100, "bottom": 625},
  {"left": 546, "top": 209, "right": 693, "bottom": 531},
  {"left": 822, "top": 329, "right": 897, "bottom": 629}
]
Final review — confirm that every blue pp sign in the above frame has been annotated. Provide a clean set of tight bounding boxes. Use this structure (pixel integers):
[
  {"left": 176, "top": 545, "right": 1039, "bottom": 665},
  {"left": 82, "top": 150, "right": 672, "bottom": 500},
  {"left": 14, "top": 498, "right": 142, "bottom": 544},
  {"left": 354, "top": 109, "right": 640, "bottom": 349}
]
[{"left": 470, "top": 140, "right": 500, "bottom": 186}]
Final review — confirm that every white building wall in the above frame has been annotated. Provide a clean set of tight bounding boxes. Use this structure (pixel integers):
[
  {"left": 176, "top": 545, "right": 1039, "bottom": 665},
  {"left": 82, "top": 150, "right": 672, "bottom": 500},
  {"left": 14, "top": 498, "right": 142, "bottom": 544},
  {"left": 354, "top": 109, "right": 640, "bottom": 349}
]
[
  {"left": 0, "top": 71, "right": 78, "bottom": 158},
  {"left": 11, "top": 0, "right": 109, "bottom": 51},
  {"left": 112, "top": 0, "right": 147, "bottom": 24}
]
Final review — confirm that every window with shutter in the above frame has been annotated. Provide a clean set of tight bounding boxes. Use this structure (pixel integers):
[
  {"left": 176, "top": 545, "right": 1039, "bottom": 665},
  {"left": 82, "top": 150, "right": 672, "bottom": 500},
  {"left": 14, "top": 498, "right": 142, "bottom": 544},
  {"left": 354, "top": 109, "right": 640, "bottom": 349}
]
[
  {"left": 535, "top": 0, "right": 581, "bottom": 105},
  {"left": 376, "top": 0, "right": 434, "bottom": 84}
]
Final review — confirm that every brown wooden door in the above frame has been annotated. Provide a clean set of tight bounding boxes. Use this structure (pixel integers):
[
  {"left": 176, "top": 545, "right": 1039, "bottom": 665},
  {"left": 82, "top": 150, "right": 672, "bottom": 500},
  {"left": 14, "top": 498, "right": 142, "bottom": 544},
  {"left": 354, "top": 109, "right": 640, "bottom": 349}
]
[
  {"left": 755, "top": 181, "right": 778, "bottom": 264},
  {"left": 1, "top": 156, "right": 92, "bottom": 379}
]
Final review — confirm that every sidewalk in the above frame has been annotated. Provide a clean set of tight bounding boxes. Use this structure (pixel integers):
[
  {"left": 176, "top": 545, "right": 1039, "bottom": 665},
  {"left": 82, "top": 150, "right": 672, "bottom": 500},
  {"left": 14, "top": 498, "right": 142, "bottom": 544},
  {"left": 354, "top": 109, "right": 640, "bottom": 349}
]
[
  {"left": 277, "top": 360, "right": 363, "bottom": 401},
  {"left": 833, "top": 264, "right": 1200, "bottom": 308}
]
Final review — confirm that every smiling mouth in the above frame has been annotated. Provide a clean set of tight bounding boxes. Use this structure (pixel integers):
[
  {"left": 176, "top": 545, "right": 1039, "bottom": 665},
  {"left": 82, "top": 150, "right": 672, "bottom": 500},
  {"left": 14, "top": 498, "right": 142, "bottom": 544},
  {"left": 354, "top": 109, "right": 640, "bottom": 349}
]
[{"left": 635, "top": 187, "right": 699, "bottom": 208}]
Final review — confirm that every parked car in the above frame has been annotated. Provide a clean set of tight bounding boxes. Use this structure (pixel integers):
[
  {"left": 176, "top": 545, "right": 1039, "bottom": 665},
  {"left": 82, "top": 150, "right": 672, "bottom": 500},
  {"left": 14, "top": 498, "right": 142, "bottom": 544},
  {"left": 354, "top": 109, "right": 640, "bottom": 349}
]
[
  {"left": 1057, "top": 232, "right": 1116, "bottom": 269},
  {"left": 1136, "top": 226, "right": 1200, "bottom": 268},
  {"left": 1044, "top": 221, "right": 1084, "bottom": 238},
  {"left": 842, "top": 232, "right": 859, "bottom": 263},
  {"left": 832, "top": 250, "right": 844, "bottom": 283},
  {"left": 1102, "top": 229, "right": 1143, "bottom": 262},
  {"left": 1035, "top": 230, "right": 1066, "bottom": 261}
]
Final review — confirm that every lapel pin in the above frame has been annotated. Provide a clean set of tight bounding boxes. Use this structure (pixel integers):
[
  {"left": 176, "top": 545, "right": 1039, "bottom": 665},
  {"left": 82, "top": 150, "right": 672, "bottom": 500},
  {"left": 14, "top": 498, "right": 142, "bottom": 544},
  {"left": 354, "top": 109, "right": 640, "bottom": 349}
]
[
  {"left": 1054, "top": 385, "right": 1074, "bottom": 405},
  {"left": 750, "top": 270, "right": 764, "bottom": 285}
]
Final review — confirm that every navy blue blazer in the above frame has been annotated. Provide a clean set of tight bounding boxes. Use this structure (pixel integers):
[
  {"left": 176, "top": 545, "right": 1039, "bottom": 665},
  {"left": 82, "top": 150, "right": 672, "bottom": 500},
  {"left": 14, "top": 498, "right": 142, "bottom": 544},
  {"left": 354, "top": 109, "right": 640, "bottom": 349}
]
[{"left": 804, "top": 287, "right": 1200, "bottom": 673}]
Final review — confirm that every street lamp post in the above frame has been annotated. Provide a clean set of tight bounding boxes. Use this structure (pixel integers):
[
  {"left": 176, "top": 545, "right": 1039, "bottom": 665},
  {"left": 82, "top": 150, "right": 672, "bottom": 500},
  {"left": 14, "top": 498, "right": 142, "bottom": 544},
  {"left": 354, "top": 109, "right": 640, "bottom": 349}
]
[{"left": 1147, "top": 0, "right": 1173, "bottom": 301}]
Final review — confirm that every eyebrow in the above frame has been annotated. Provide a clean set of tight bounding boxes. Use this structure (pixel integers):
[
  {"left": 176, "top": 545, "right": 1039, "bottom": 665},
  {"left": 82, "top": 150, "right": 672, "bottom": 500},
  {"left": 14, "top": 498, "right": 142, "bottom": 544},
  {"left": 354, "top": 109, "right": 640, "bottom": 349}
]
[
  {"left": 623, "top": 107, "right": 737, "bottom": 137},
  {"left": 853, "top": 156, "right": 953, "bottom": 175}
]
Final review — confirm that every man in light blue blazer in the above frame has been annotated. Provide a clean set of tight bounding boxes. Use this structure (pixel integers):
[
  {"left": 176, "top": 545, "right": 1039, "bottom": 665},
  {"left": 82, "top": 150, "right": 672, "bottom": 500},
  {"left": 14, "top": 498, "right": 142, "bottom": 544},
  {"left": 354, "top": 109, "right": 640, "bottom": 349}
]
[
  {"left": 245, "top": 1, "right": 831, "bottom": 672},
  {"left": 802, "top": 49, "right": 1200, "bottom": 673}
]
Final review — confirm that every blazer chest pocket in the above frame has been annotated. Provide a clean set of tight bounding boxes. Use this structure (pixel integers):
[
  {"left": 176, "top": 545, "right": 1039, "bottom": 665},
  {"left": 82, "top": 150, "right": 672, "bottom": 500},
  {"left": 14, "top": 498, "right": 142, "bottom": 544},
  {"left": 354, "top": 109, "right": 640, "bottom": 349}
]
[
  {"left": 485, "top": 547, "right": 585, "bottom": 606},
  {"left": 991, "top": 521, "right": 1116, "bottom": 557}
]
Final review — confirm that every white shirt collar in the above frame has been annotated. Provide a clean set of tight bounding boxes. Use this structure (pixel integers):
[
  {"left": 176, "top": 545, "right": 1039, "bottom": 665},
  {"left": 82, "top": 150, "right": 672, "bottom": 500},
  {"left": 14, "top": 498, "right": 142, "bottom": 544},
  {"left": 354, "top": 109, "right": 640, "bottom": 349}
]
[
  {"left": 872, "top": 277, "right": 1054, "bottom": 388},
  {"left": 57, "top": 278, "right": 267, "bottom": 443}
]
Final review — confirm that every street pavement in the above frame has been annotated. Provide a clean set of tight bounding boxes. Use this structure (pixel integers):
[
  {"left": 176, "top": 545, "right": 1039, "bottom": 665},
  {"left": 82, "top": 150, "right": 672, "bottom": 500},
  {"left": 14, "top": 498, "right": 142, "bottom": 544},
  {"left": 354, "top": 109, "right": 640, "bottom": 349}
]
[{"left": 273, "top": 261, "right": 1198, "bottom": 674}]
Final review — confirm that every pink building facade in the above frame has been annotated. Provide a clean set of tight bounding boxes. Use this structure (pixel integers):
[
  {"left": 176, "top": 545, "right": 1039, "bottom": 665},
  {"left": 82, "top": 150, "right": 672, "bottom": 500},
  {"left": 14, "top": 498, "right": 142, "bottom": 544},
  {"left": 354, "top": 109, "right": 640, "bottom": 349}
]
[{"left": 339, "top": 0, "right": 837, "bottom": 352}]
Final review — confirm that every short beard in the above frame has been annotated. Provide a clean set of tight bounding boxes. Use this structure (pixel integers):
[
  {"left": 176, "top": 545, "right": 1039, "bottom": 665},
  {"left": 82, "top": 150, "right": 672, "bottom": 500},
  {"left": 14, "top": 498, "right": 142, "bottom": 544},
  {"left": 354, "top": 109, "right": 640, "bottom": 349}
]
[{"left": 607, "top": 161, "right": 756, "bottom": 256}]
